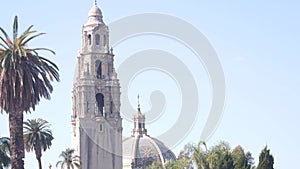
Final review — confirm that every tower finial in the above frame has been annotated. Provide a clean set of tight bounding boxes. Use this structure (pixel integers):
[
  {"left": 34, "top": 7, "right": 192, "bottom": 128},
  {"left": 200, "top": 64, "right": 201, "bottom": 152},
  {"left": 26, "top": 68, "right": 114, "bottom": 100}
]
[
  {"left": 137, "top": 95, "right": 140, "bottom": 111},
  {"left": 94, "top": 0, "right": 97, "bottom": 6}
]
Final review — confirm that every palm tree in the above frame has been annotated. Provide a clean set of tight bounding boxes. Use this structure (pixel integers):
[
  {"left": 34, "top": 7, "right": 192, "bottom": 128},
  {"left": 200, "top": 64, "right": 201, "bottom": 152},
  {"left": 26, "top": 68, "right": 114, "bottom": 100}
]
[
  {"left": 193, "top": 141, "right": 208, "bottom": 169},
  {"left": 23, "top": 118, "right": 54, "bottom": 169},
  {"left": 56, "top": 148, "right": 81, "bottom": 169},
  {"left": 0, "top": 137, "right": 10, "bottom": 169},
  {"left": 0, "top": 16, "right": 59, "bottom": 169}
]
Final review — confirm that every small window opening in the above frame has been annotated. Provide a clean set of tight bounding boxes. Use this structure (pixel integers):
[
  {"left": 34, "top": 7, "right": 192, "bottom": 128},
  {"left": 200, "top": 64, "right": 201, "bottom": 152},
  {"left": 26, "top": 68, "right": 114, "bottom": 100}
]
[
  {"left": 110, "top": 101, "right": 113, "bottom": 114},
  {"left": 100, "top": 124, "right": 103, "bottom": 131},
  {"left": 95, "top": 34, "right": 100, "bottom": 45},
  {"left": 88, "top": 34, "right": 91, "bottom": 45},
  {"left": 96, "top": 60, "right": 102, "bottom": 79},
  {"left": 96, "top": 93, "right": 104, "bottom": 117},
  {"left": 103, "top": 35, "right": 107, "bottom": 45}
]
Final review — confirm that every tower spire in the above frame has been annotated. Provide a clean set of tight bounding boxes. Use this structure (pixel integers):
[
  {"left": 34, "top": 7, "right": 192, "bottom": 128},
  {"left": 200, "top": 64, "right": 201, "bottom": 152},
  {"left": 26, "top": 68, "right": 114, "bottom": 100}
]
[
  {"left": 132, "top": 95, "right": 147, "bottom": 136},
  {"left": 94, "top": 0, "right": 97, "bottom": 6},
  {"left": 137, "top": 95, "right": 140, "bottom": 111}
]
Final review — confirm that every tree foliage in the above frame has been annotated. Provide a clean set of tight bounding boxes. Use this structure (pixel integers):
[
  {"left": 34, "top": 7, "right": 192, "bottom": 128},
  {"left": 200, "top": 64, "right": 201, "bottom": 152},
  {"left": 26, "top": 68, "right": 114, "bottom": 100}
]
[
  {"left": 174, "top": 141, "right": 258, "bottom": 169},
  {"left": 232, "top": 145, "right": 253, "bottom": 169},
  {"left": 24, "top": 118, "right": 54, "bottom": 169},
  {"left": 0, "top": 137, "right": 10, "bottom": 169},
  {"left": 206, "top": 141, "right": 233, "bottom": 169},
  {"left": 56, "top": 148, "right": 81, "bottom": 169},
  {"left": 257, "top": 146, "right": 274, "bottom": 169},
  {"left": 141, "top": 141, "right": 273, "bottom": 169},
  {"left": 165, "top": 158, "right": 192, "bottom": 169},
  {"left": 146, "top": 160, "right": 163, "bottom": 169},
  {"left": 193, "top": 141, "right": 208, "bottom": 169},
  {"left": 0, "top": 16, "right": 59, "bottom": 169}
]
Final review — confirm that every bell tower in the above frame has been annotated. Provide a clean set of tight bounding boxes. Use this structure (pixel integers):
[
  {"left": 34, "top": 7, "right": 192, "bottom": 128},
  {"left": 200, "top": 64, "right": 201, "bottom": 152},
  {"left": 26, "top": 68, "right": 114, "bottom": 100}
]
[{"left": 71, "top": 1, "right": 122, "bottom": 169}]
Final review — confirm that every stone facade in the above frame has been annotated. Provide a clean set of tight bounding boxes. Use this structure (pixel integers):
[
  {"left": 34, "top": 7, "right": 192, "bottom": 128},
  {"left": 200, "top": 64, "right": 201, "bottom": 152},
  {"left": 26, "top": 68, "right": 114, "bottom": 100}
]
[{"left": 71, "top": 2, "right": 123, "bottom": 169}]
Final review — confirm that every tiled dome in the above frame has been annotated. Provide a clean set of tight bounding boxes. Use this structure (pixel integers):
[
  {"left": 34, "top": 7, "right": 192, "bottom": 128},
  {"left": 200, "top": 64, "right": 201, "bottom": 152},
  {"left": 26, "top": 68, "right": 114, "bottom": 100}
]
[
  {"left": 86, "top": 2, "right": 103, "bottom": 25},
  {"left": 123, "top": 135, "right": 176, "bottom": 169},
  {"left": 88, "top": 5, "right": 102, "bottom": 18}
]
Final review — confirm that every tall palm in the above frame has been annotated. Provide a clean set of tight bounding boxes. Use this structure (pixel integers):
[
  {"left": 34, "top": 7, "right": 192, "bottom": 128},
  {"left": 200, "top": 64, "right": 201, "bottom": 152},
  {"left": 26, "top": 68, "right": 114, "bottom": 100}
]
[
  {"left": 193, "top": 141, "right": 208, "bottom": 169},
  {"left": 23, "top": 118, "right": 54, "bottom": 169},
  {"left": 0, "top": 137, "right": 10, "bottom": 169},
  {"left": 0, "top": 16, "right": 59, "bottom": 169},
  {"left": 56, "top": 148, "right": 81, "bottom": 169}
]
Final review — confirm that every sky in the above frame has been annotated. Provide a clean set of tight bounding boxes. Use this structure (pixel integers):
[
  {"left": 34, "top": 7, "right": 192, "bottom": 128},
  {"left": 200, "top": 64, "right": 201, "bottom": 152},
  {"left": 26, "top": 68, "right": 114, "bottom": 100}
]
[{"left": 0, "top": 0, "right": 299, "bottom": 168}]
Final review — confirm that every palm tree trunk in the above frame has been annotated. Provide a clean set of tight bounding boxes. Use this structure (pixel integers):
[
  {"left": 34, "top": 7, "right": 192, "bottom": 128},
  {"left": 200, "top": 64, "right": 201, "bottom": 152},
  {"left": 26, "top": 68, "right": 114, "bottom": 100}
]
[
  {"left": 9, "top": 112, "right": 24, "bottom": 169},
  {"left": 35, "top": 144, "right": 43, "bottom": 169},
  {"left": 37, "top": 157, "right": 42, "bottom": 169}
]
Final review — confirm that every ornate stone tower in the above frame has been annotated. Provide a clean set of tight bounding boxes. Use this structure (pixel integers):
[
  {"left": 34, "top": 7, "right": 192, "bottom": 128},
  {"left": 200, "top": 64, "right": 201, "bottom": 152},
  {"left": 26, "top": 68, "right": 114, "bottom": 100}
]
[{"left": 71, "top": 1, "right": 122, "bottom": 169}]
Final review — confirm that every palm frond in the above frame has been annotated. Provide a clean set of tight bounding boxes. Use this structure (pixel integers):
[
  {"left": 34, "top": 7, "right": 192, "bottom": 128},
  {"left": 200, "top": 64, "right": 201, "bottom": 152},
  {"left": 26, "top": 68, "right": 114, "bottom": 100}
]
[
  {"left": 23, "top": 118, "right": 53, "bottom": 156},
  {"left": 20, "top": 33, "right": 46, "bottom": 46},
  {"left": 18, "top": 25, "right": 34, "bottom": 40},
  {"left": 13, "top": 16, "right": 18, "bottom": 41},
  {"left": 56, "top": 148, "right": 81, "bottom": 169},
  {"left": 0, "top": 36, "right": 10, "bottom": 49},
  {"left": 30, "top": 48, "right": 56, "bottom": 55},
  {"left": 0, "top": 27, "right": 10, "bottom": 43}
]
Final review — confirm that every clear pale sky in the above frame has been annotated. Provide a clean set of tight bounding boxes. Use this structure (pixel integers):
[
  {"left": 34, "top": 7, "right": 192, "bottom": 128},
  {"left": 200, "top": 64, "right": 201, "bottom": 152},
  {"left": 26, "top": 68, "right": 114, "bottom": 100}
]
[{"left": 0, "top": 1, "right": 299, "bottom": 169}]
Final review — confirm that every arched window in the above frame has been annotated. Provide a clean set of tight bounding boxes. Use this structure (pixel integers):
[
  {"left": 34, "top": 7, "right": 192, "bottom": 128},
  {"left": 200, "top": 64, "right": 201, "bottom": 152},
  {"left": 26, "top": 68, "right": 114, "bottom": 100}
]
[
  {"left": 110, "top": 101, "right": 113, "bottom": 114},
  {"left": 95, "top": 60, "right": 102, "bottom": 79},
  {"left": 95, "top": 34, "right": 100, "bottom": 45},
  {"left": 99, "top": 124, "right": 103, "bottom": 131},
  {"left": 96, "top": 93, "right": 104, "bottom": 117},
  {"left": 103, "top": 35, "right": 107, "bottom": 46},
  {"left": 88, "top": 34, "right": 91, "bottom": 45}
]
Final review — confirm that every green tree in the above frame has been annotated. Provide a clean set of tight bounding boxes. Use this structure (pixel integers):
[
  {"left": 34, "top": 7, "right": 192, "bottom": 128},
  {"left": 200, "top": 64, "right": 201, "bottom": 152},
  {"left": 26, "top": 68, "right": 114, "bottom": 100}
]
[
  {"left": 177, "top": 142, "right": 195, "bottom": 168},
  {"left": 207, "top": 141, "right": 233, "bottom": 169},
  {"left": 193, "top": 141, "right": 208, "bottom": 169},
  {"left": 0, "top": 16, "right": 59, "bottom": 169},
  {"left": 245, "top": 151, "right": 255, "bottom": 167},
  {"left": 56, "top": 148, "right": 81, "bottom": 169},
  {"left": 166, "top": 158, "right": 192, "bottom": 169},
  {"left": 0, "top": 137, "right": 10, "bottom": 169},
  {"left": 232, "top": 145, "right": 254, "bottom": 169},
  {"left": 257, "top": 146, "right": 274, "bottom": 169},
  {"left": 146, "top": 160, "right": 163, "bottom": 169},
  {"left": 178, "top": 143, "right": 195, "bottom": 159},
  {"left": 23, "top": 118, "right": 54, "bottom": 169},
  {"left": 164, "top": 159, "right": 174, "bottom": 169}
]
